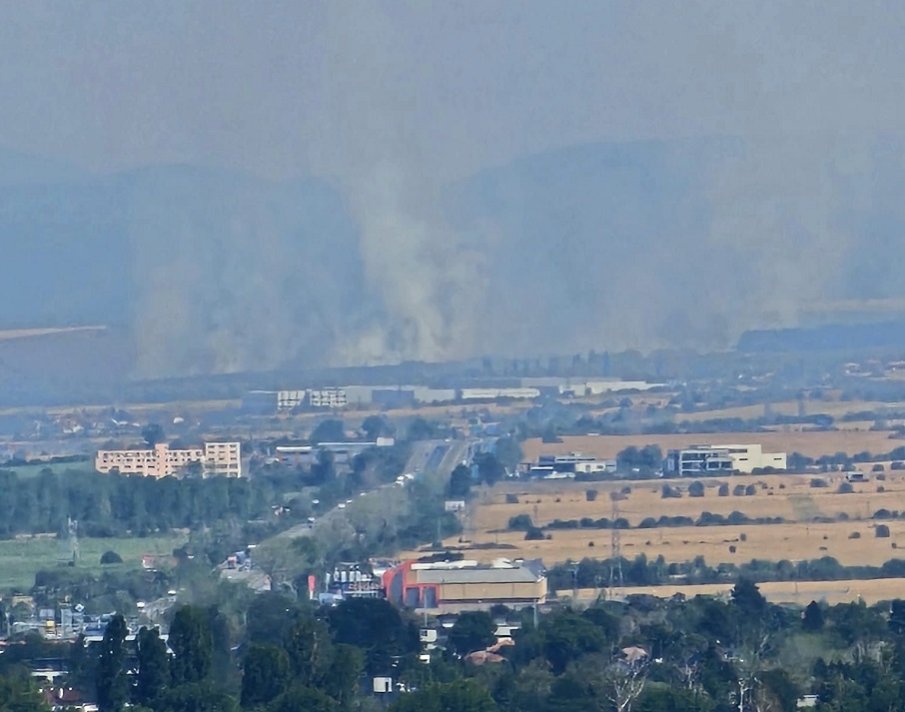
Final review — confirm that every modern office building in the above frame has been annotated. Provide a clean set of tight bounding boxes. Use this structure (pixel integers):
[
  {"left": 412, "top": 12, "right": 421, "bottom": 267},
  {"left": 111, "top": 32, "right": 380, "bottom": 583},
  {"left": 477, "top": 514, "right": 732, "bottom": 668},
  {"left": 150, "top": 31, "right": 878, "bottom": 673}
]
[
  {"left": 95, "top": 442, "right": 242, "bottom": 478},
  {"left": 664, "top": 443, "right": 786, "bottom": 476}
]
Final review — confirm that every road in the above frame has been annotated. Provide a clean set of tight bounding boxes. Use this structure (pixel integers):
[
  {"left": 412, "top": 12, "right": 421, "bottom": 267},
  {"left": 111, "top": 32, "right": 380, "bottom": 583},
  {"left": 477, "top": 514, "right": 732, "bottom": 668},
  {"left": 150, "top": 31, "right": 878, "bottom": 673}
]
[{"left": 270, "top": 438, "right": 477, "bottom": 544}]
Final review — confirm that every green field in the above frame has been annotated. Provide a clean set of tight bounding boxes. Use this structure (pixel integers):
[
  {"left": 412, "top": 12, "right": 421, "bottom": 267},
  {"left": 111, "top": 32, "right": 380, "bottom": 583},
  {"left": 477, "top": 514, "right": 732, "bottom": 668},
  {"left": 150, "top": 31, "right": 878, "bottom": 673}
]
[{"left": 0, "top": 533, "right": 187, "bottom": 591}]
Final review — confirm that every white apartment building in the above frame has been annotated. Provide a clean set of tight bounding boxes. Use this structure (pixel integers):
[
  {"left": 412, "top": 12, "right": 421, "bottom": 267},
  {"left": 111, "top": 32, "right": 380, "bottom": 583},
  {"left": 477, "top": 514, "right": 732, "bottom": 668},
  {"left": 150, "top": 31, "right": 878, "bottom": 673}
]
[
  {"left": 277, "top": 390, "right": 306, "bottom": 411},
  {"left": 308, "top": 388, "right": 348, "bottom": 408},
  {"left": 95, "top": 442, "right": 242, "bottom": 478}
]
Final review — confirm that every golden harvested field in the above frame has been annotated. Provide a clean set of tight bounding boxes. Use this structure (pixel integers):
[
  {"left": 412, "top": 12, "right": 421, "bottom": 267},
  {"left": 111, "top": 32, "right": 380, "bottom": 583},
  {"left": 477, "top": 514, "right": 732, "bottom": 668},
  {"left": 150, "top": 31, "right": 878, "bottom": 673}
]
[
  {"left": 447, "top": 519, "right": 905, "bottom": 568},
  {"left": 570, "top": 578, "right": 905, "bottom": 606},
  {"left": 521, "top": 430, "right": 905, "bottom": 461},
  {"left": 470, "top": 473, "right": 905, "bottom": 529},
  {"left": 411, "top": 472, "right": 905, "bottom": 567}
]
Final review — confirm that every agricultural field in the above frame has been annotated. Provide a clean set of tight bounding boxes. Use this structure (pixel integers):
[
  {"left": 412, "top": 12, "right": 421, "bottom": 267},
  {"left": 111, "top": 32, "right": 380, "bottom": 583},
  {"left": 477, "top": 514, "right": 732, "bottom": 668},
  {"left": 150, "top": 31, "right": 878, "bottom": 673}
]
[
  {"left": 0, "top": 533, "right": 186, "bottom": 591},
  {"left": 521, "top": 429, "right": 905, "bottom": 462},
  {"left": 416, "top": 471, "right": 905, "bottom": 569}
]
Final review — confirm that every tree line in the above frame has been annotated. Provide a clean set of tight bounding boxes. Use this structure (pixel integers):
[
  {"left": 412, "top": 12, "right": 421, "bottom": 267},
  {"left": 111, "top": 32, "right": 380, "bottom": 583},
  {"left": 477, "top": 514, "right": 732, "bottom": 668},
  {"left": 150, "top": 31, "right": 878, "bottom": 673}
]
[{"left": 0, "top": 468, "right": 274, "bottom": 539}]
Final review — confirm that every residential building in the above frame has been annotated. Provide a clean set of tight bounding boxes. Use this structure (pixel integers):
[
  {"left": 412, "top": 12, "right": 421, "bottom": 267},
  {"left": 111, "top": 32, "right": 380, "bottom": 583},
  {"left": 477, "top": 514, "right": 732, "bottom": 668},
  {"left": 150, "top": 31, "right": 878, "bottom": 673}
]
[
  {"left": 664, "top": 443, "right": 786, "bottom": 476},
  {"left": 382, "top": 558, "right": 547, "bottom": 612},
  {"left": 308, "top": 388, "right": 348, "bottom": 408},
  {"left": 95, "top": 442, "right": 242, "bottom": 478},
  {"left": 277, "top": 389, "right": 306, "bottom": 411}
]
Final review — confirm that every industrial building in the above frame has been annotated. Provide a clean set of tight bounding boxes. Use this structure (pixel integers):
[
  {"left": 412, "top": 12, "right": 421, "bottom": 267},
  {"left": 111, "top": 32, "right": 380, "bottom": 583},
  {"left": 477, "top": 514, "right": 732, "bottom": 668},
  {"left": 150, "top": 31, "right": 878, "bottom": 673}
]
[
  {"left": 95, "top": 442, "right": 242, "bottom": 478},
  {"left": 664, "top": 443, "right": 786, "bottom": 476},
  {"left": 529, "top": 452, "right": 616, "bottom": 478},
  {"left": 459, "top": 387, "right": 541, "bottom": 401},
  {"left": 383, "top": 558, "right": 547, "bottom": 613},
  {"left": 520, "top": 377, "right": 663, "bottom": 396},
  {"left": 274, "top": 437, "right": 395, "bottom": 466}
]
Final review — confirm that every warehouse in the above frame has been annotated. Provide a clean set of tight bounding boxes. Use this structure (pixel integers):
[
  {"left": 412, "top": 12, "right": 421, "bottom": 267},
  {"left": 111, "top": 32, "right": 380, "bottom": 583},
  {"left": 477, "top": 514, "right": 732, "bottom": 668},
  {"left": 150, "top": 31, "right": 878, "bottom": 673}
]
[{"left": 382, "top": 558, "right": 546, "bottom": 613}]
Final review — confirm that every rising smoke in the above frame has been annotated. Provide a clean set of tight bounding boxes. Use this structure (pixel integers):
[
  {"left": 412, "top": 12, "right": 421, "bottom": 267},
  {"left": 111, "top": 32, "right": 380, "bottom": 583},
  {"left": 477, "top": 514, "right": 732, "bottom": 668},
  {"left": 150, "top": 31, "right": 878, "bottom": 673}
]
[{"left": 2, "top": 2, "right": 905, "bottom": 377}]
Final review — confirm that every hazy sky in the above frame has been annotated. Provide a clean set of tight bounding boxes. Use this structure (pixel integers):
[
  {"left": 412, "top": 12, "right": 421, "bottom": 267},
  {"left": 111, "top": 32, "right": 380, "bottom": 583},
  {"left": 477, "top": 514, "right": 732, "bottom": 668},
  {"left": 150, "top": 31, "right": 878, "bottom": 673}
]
[
  {"left": 1, "top": 1, "right": 903, "bottom": 180},
  {"left": 2, "top": 1, "right": 905, "bottom": 375}
]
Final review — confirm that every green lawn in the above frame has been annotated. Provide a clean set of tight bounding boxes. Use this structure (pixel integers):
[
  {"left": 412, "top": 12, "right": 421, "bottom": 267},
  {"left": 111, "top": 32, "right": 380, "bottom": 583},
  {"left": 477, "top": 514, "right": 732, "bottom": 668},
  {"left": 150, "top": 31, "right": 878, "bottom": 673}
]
[{"left": 0, "top": 533, "right": 187, "bottom": 591}]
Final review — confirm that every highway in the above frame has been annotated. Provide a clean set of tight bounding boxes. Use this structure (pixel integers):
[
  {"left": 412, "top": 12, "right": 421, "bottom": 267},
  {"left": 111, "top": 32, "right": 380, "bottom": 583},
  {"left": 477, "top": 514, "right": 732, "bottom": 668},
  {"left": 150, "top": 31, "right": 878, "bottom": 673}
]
[{"left": 270, "top": 437, "right": 476, "bottom": 544}]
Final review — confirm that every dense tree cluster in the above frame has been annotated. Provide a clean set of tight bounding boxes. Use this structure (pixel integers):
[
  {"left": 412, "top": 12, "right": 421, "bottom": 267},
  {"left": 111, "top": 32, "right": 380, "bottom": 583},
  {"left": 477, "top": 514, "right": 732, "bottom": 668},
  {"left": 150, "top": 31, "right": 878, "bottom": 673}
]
[
  {"left": 0, "top": 468, "right": 273, "bottom": 538},
  {"left": 12, "top": 581, "right": 905, "bottom": 710}
]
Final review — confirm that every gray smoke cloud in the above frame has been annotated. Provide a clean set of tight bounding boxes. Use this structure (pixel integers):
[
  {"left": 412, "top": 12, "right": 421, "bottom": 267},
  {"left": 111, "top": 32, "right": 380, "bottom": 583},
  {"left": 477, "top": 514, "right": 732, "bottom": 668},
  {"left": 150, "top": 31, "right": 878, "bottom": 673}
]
[{"left": 1, "top": 2, "right": 905, "bottom": 376}]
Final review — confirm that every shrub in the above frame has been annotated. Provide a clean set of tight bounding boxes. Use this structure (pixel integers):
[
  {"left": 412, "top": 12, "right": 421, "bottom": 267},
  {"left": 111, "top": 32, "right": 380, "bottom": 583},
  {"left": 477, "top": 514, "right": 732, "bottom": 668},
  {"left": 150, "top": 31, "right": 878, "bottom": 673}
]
[
  {"left": 100, "top": 550, "right": 123, "bottom": 565},
  {"left": 508, "top": 514, "right": 534, "bottom": 531},
  {"left": 872, "top": 464, "right": 886, "bottom": 472},
  {"left": 732, "top": 484, "right": 746, "bottom": 497},
  {"left": 524, "top": 527, "right": 545, "bottom": 540},
  {"left": 876, "top": 524, "right": 891, "bottom": 538},
  {"left": 849, "top": 531, "right": 861, "bottom": 539},
  {"left": 739, "top": 533, "right": 747, "bottom": 542},
  {"left": 744, "top": 484, "right": 757, "bottom": 496},
  {"left": 505, "top": 494, "right": 519, "bottom": 504},
  {"left": 688, "top": 481, "right": 705, "bottom": 498},
  {"left": 837, "top": 482, "right": 854, "bottom": 494},
  {"left": 810, "top": 478, "right": 829, "bottom": 488},
  {"left": 585, "top": 489, "right": 598, "bottom": 502},
  {"left": 728, "top": 545, "right": 737, "bottom": 553},
  {"left": 878, "top": 486, "right": 887, "bottom": 493},
  {"left": 718, "top": 483, "right": 730, "bottom": 497},
  {"left": 877, "top": 472, "right": 887, "bottom": 481},
  {"left": 661, "top": 484, "right": 682, "bottom": 499}
]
